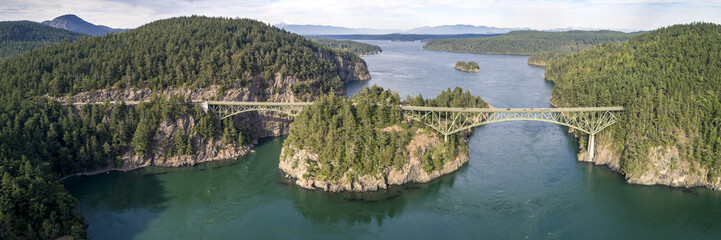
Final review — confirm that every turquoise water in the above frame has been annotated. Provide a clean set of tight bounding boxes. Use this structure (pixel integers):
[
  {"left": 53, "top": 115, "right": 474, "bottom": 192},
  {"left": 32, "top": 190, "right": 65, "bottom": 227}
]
[{"left": 65, "top": 40, "right": 721, "bottom": 239}]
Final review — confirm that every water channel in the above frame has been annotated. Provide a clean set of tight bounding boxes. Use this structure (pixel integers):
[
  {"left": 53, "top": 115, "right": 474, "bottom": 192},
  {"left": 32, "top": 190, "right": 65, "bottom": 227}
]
[{"left": 65, "top": 40, "right": 721, "bottom": 239}]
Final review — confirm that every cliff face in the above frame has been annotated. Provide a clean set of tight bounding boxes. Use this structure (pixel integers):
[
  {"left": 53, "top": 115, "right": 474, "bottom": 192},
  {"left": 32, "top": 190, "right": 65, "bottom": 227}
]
[
  {"left": 279, "top": 129, "right": 469, "bottom": 192},
  {"left": 575, "top": 130, "right": 721, "bottom": 190},
  {"left": 60, "top": 56, "right": 369, "bottom": 175}
]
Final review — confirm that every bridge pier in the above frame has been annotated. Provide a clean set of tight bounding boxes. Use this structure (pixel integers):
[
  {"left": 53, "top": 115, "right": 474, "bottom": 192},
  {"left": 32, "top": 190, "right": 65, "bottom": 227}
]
[
  {"left": 588, "top": 134, "right": 595, "bottom": 161},
  {"left": 201, "top": 101, "right": 209, "bottom": 113}
]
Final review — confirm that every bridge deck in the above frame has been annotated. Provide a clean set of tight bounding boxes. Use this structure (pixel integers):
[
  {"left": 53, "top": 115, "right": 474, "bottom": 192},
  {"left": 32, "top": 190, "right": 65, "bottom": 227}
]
[
  {"left": 399, "top": 106, "right": 624, "bottom": 112},
  {"left": 63, "top": 100, "right": 623, "bottom": 112}
]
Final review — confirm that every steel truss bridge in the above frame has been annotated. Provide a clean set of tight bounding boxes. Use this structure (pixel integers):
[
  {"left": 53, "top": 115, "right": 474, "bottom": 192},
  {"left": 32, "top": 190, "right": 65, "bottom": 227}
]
[{"left": 67, "top": 100, "right": 623, "bottom": 160}]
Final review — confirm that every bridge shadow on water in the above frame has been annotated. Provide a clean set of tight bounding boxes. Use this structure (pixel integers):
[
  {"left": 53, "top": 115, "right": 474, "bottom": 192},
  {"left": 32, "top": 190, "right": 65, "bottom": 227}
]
[
  {"left": 63, "top": 169, "right": 170, "bottom": 240},
  {"left": 283, "top": 163, "right": 468, "bottom": 226}
]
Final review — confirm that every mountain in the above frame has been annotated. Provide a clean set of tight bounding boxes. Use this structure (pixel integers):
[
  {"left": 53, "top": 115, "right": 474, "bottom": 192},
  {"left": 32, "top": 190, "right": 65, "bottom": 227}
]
[
  {"left": 276, "top": 23, "right": 526, "bottom": 35},
  {"left": 275, "top": 22, "right": 398, "bottom": 35},
  {"left": 0, "top": 20, "right": 86, "bottom": 60},
  {"left": 42, "top": 14, "right": 127, "bottom": 36},
  {"left": 404, "top": 24, "right": 526, "bottom": 34}
]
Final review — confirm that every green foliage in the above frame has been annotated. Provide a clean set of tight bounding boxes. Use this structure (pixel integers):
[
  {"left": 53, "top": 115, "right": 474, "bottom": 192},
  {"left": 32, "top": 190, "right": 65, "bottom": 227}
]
[
  {"left": 285, "top": 85, "right": 486, "bottom": 182},
  {"left": 0, "top": 21, "right": 86, "bottom": 60},
  {"left": 0, "top": 16, "right": 358, "bottom": 98},
  {"left": 454, "top": 61, "right": 480, "bottom": 72},
  {"left": 424, "top": 30, "right": 640, "bottom": 55},
  {"left": 309, "top": 38, "right": 382, "bottom": 55},
  {"left": 545, "top": 23, "right": 721, "bottom": 175}
]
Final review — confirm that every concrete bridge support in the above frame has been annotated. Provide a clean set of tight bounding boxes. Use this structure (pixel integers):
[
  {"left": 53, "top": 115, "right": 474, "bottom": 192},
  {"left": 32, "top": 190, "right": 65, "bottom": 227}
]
[{"left": 588, "top": 134, "right": 595, "bottom": 161}]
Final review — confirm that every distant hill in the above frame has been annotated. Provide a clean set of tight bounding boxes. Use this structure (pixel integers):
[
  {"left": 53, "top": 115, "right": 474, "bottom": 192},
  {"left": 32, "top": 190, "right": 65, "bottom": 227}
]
[
  {"left": 315, "top": 33, "right": 500, "bottom": 41},
  {"left": 423, "top": 30, "right": 641, "bottom": 55},
  {"left": 404, "top": 24, "right": 526, "bottom": 34},
  {"left": 275, "top": 23, "right": 397, "bottom": 35},
  {"left": 0, "top": 20, "right": 86, "bottom": 60},
  {"left": 275, "top": 23, "right": 523, "bottom": 35},
  {"left": 42, "top": 14, "right": 127, "bottom": 36}
]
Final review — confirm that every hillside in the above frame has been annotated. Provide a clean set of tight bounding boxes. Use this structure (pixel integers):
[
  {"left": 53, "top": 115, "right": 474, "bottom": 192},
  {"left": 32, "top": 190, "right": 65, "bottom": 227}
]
[
  {"left": 42, "top": 14, "right": 127, "bottom": 36},
  {"left": 309, "top": 38, "right": 382, "bottom": 55},
  {"left": 424, "top": 30, "right": 640, "bottom": 66},
  {"left": 0, "top": 16, "right": 370, "bottom": 238},
  {"left": 280, "top": 86, "right": 488, "bottom": 191},
  {"left": 1, "top": 16, "right": 369, "bottom": 100},
  {"left": 546, "top": 23, "right": 721, "bottom": 189},
  {"left": 424, "top": 30, "right": 639, "bottom": 55},
  {"left": 0, "top": 21, "right": 86, "bottom": 60}
]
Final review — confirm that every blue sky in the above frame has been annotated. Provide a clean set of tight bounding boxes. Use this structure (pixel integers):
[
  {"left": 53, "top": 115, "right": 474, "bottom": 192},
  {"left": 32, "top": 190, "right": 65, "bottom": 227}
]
[{"left": 1, "top": 0, "right": 719, "bottom": 31}]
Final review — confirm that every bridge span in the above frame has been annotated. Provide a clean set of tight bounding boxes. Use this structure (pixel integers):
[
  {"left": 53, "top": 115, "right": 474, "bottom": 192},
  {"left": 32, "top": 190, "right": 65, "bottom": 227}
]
[{"left": 65, "top": 100, "right": 623, "bottom": 160}]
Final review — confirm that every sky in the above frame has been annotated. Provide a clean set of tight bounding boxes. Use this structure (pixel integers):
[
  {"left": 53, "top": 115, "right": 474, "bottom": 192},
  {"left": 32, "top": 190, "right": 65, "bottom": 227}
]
[{"left": 1, "top": 0, "right": 720, "bottom": 31}]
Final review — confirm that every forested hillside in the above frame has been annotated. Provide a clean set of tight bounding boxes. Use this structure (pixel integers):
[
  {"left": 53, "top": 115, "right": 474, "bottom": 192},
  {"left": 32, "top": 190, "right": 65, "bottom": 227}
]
[
  {"left": 281, "top": 86, "right": 487, "bottom": 190},
  {"left": 0, "top": 16, "right": 368, "bottom": 99},
  {"left": 424, "top": 30, "right": 638, "bottom": 55},
  {"left": 546, "top": 23, "right": 721, "bottom": 186},
  {"left": 0, "top": 16, "right": 370, "bottom": 238},
  {"left": 309, "top": 38, "right": 382, "bottom": 55},
  {"left": 424, "top": 30, "right": 640, "bottom": 66},
  {"left": 0, "top": 21, "right": 86, "bottom": 60}
]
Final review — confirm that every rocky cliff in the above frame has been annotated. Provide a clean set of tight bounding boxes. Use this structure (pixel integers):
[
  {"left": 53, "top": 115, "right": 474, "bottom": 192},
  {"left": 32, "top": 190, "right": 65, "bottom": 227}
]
[
  {"left": 279, "top": 128, "right": 469, "bottom": 192},
  {"left": 59, "top": 56, "right": 369, "bottom": 175}
]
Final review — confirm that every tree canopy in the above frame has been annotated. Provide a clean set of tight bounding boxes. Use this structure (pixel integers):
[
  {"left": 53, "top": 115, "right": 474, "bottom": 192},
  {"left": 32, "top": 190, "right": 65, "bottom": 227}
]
[
  {"left": 0, "top": 21, "right": 86, "bottom": 60},
  {"left": 546, "top": 22, "right": 721, "bottom": 178}
]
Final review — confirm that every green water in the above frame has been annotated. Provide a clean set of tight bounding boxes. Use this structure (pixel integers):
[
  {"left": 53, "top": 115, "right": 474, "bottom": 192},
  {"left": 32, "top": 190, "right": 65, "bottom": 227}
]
[{"left": 65, "top": 41, "right": 721, "bottom": 239}]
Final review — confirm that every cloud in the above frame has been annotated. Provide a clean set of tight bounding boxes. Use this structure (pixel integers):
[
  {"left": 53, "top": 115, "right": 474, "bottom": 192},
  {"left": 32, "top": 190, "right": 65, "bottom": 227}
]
[{"left": 0, "top": 0, "right": 719, "bottom": 30}]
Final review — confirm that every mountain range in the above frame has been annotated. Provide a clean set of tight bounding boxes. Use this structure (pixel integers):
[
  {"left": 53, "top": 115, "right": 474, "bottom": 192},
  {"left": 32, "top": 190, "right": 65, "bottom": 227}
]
[
  {"left": 275, "top": 23, "right": 528, "bottom": 35},
  {"left": 42, "top": 14, "right": 127, "bottom": 36}
]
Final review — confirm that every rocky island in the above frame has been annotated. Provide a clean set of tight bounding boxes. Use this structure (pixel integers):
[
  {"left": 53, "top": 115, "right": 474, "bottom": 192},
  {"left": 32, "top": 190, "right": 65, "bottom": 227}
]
[
  {"left": 454, "top": 61, "right": 480, "bottom": 72},
  {"left": 279, "top": 86, "right": 488, "bottom": 191}
]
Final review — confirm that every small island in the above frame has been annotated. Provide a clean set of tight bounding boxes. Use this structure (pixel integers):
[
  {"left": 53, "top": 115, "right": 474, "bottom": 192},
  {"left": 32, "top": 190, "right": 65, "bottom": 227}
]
[{"left": 454, "top": 61, "right": 480, "bottom": 72}]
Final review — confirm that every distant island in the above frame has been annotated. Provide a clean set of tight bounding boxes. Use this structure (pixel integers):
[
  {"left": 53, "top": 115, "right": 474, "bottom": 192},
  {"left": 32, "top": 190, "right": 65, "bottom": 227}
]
[{"left": 454, "top": 61, "right": 480, "bottom": 72}]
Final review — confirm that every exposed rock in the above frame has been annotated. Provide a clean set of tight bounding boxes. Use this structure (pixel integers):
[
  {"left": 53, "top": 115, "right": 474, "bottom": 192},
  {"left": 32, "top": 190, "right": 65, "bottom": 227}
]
[
  {"left": 57, "top": 54, "right": 369, "bottom": 178},
  {"left": 575, "top": 130, "right": 721, "bottom": 190},
  {"left": 279, "top": 129, "right": 469, "bottom": 192}
]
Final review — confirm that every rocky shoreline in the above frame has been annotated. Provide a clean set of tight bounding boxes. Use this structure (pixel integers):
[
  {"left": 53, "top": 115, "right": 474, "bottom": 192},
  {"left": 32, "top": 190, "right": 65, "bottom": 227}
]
[
  {"left": 279, "top": 129, "right": 470, "bottom": 192},
  {"left": 549, "top": 99, "right": 721, "bottom": 190}
]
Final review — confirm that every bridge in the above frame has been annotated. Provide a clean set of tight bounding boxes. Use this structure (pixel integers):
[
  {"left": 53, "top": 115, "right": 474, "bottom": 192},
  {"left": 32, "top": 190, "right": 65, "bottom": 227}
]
[{"left": 66, "top": 100, "right": 623, "bottom": 161}]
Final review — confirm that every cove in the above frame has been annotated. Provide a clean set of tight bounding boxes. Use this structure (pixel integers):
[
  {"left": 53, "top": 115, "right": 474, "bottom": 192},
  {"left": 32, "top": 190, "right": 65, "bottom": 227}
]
[{"left": 65, "top": 40, "right": 721, "bottom": 239}]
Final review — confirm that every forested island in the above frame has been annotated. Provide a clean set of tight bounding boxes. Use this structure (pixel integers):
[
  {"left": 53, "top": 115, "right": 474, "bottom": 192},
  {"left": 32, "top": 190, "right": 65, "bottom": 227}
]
[
  {"left": 424, "top": 30, "right": 640, "bottom": 66},
  {"left": 0, "top": 16, "right": 370, "bottom": 239},
  {"left": 309, "top": 38, "right": 382, "bottom": 55},
  {"left": 546, "top": 22, "right": 721, "bottom": 189},
  {"left": 0, "top": 21, "right": 86, "bottom": 60},
  {"left": 280, "top": 86, "right": 488, "bottom": 191},
  {"left": 454, "top": 61, "right": 480, "bottom": 72}
]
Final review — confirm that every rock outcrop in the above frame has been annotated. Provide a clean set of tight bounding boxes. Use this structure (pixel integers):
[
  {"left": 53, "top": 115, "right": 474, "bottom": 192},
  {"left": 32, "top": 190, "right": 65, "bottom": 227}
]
[
  {"left": 58, "top": 54, "right": 369, "bottom": 176},
  {"left": 575, "top": 130, "right": 721, "bottom": 190},
  {"left": 279, "top": 129, "right": 469, "bottom": 192}
]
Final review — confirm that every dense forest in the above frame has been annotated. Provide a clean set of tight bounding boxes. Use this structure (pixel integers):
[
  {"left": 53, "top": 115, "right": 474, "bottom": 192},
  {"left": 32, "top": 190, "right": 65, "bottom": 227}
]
[
  {"left": 454, "top": 61, "right": 480, "bottom": 72},
  {"left": 309, "top": 38, "right": 382, "bottom": 55},
  {"left": 0, "top": 16, "right": 365, "bottom": 99},
  {"left": 0, "top": 16, "right": 367, "bottom": 238},
  {"left": 0, "top": 94, "right": 245, "bottom": 239},
  {"left": 0, "top": 21, "right": 86, "bottom": 60},
  {"left": 546, "top": 23, "right": 721, "bottom": 179},
  {"left": 424, "top": 30, "right": 640, "bottom": 66},
  {"left": 283, "top": 85, "right": 487, "bottom": 182},
  {"left": 424, "top": 30, "right": 639, "bottom": 55}
]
